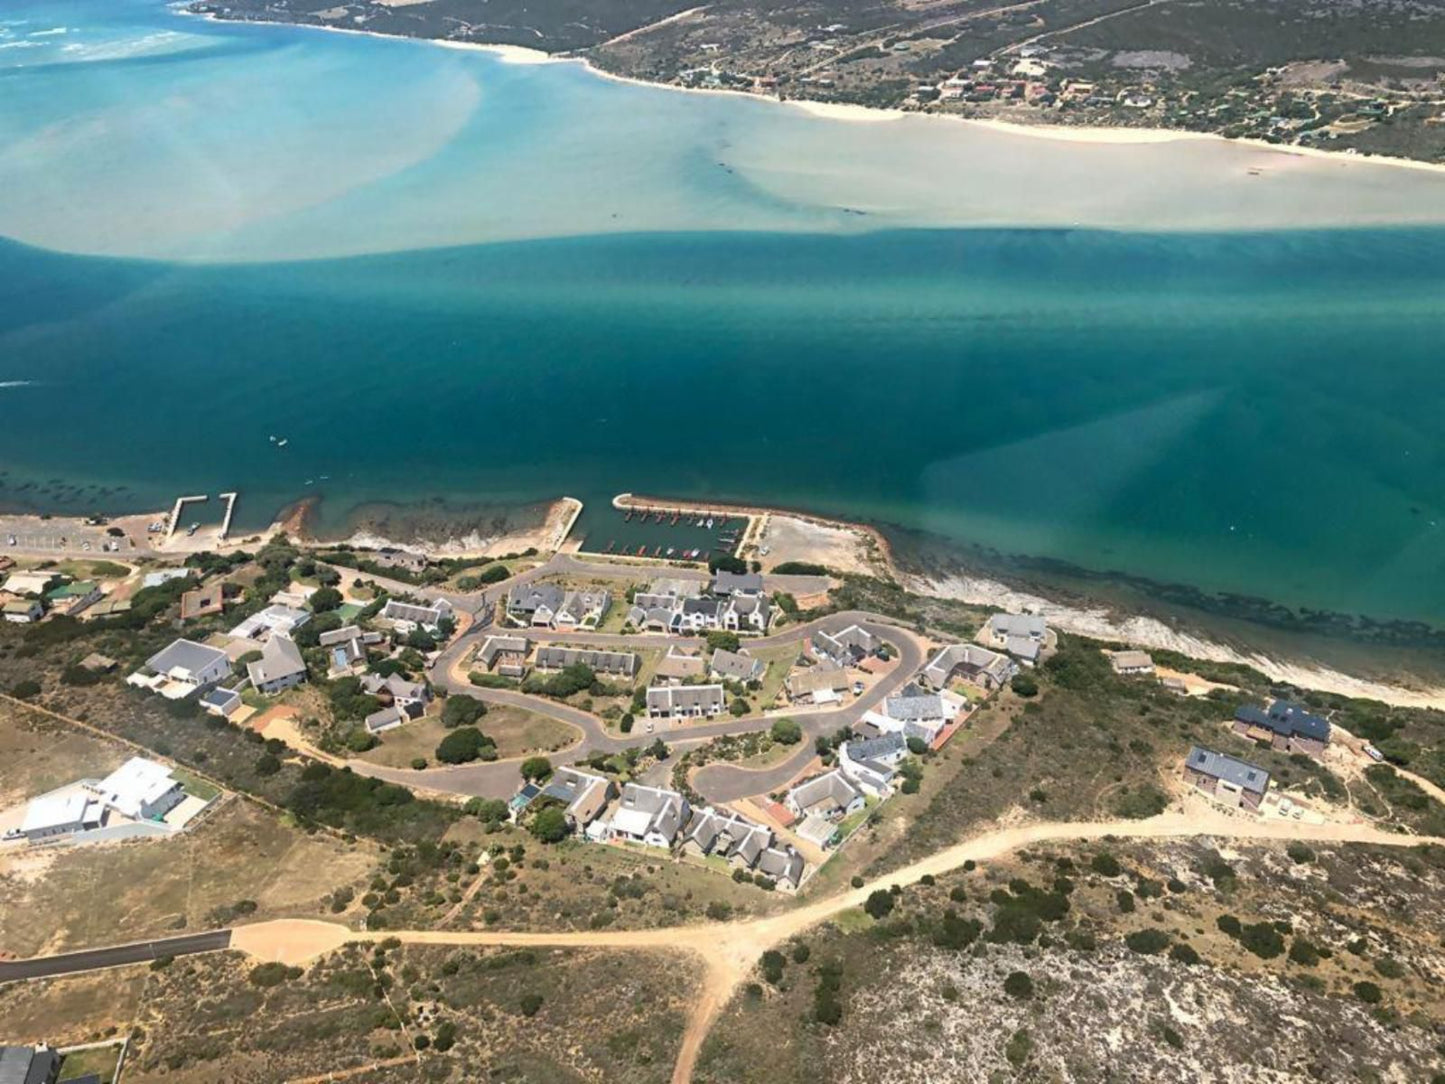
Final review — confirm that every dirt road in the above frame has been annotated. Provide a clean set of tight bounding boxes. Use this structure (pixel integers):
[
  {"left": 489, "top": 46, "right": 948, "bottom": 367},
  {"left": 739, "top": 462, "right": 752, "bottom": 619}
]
[{"left": 229, "top": 811, "right": 1441, "bottom": 1083}]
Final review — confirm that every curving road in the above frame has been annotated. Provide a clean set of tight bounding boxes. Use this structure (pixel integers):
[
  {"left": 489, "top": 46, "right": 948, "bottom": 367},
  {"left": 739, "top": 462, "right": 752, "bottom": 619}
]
[{"left": 325, "top": 550, "right": 926, "bottom": 803}]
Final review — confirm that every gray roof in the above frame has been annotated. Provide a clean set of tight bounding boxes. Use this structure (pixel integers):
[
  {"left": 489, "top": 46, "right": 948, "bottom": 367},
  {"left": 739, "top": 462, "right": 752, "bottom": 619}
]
[
  {"left": 318, "top": 625, "right": 363, "bottom": 647},
  {"left": 712, "top": 571, "right": 763, "bottom": 596},
  {"left": 684, "top": 807, "right": 772, "bottom": 864},
  {"left": 813, "top": 624, "right": 875, "bottom": 661},
  {"left": 1235, "top": 700, "right": 1331, "bottom": 744},
  {"left": 535, "top": 645, "right": 638, "bottom": 676},
  {"left": 882, "top": 688, "right": 945, "bottom": 722},
  {"left": 364, "top": 705, "right": 407, "bottom": 733},
  {"left": 147, "top": 638, "right": 228, "bottom": 678},
  {"left": 756, "top": 846, "right": 805, "bottom": 887},
  {"left": 1186, "top": 746, "right": 1271, "bottom": 794},
  {"left": 845, "top": 732, "right": 907, "bottom": 763},
  {"left": 507, "top": 583, "right": 564, "bottom": 615},
  {"left": 710, "top": 648, "right": 762, "bottom": 682},
  {"left": 647, "top": 684, "right": 725, "bottom": 712},
  {"left": 789, "top": 769, "right": 862, "bottom": 814},
  {"left": 0, "top": 1046, "right": 59, "bottom": 1084},
  {"left": 478, "top": 634, "right": 530, "bottom": 667},
  {"left": 382, "top": 598, "right": 452, "bottom": 626},
  {"left": 361, "top": 672, "right": 429, "bottom": 701},
  {"left": 248, "top": 634, "right": 306, "bottom": 686},
  {"left": 922, "top": 643, "right": 1014, "bottom": 686},
  {"left": 988, "top": 613, "right": 1047, "bottom": 638},
  {"left": 615, "top": 783, "right": 689, "bottom": 843},
  {"left": 681, "top": 597, "right": 724, "bottom": 618}
]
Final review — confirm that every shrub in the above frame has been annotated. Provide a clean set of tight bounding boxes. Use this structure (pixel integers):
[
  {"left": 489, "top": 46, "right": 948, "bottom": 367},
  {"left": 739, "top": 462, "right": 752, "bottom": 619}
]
[
  {"left": 410, "top": 757, "right": 428, "bottom": 770},
  {"left": 1116, "top": 890, "right": 1136, "bottom": 914},
  {"left": 254, "top": 753, "right": 282, "bottom": 777},
  {"left": 441, "top": 695, "right": 487, "bottom": 729},
  {"left": 1238, "top": 922, "right": 1285, "bottom": 959},
  {"left": 309, "top": 586, "right": 343, "bottom": 612},
  {"left": 1111, "top": 785, "right": 1168, "bottom": 819},
  {"left": 706, "top": 901, "right": 733, "bottom": 921},
  {"left": 864, "top": 890, "right": 895, "bottom": 920},
  {"left": 1169, "top": 943, "right": 1201, "bottom": 965},
  {"left": 249, "top": 962, "right": 291, "bottom": 987},
  {"left": 1352, "top": 981, "right": 1382, "bottom": 1004},
  {"left": 1288, "top": 939, "right": 1321, "bottom": 967},
  {"left": 519, "top": 993, "right": 544, "bottom": 1017},
  {"left": 520, "top": 756, "right": 553, "bottom": 782},
  {"left": 760, "top": 950, "right": 786, "bottom": 985},
  {"left": 730, "top": 697, "right": 750, "bottom": 717},
  {"left": 1010, "top": 673, "right": 1039, "bottom": 698},
  {"left": 435, "top": 727, "right": 495, "bottom": 765},
  {"left": 792, "top": 943, "right": 811, "bottom": 964},
  {"left": 1124, "top": 929, "right": 1171, "bottom": 955},
  {"left": 620, "top": 713, "right": 634, "bottom": 733},
  {"left": 1090, "top": 853, "right": 1121, "bottom": 877},
  {"left": 1216, "top": 914, "right": 1242, "bottom": 938},
  {"left": 1285, "top": 841, "right": 1316, "bottom": 865},
  {"left": 770, "top": 718, "right": 803, "bottom": 745},
  {"left": 529, "top": 807, "right": 569, "bottom": 844},
  {"left": 906, "top": 736, "right": 929, "bottom": 756},
  {"left": 1003, "top": 971, "right": 1034, "bottom": 1000},
  {"left": 1005, "top": 1029, "right": 1032, "bottom": 1068},
  {"left": 10, "top": 679, "right": 40, "bottom": 700}
]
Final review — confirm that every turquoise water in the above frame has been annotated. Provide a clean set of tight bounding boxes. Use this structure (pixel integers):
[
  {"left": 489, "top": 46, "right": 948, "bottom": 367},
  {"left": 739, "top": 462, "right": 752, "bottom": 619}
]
[{"left": 3, "top": 0, "right": 1445, "bottom": 629}]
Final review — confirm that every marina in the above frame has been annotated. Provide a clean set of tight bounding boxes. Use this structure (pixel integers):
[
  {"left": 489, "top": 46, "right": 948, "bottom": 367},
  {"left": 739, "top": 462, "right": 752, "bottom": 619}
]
[{"left": 579, "top": 504, "right": 747, "bottom": 563}]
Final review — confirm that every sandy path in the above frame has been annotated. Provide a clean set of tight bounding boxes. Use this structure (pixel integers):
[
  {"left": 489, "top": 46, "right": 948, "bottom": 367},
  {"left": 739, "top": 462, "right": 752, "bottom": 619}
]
[{"left": 232, "top": 811, "right": 1439, "bottom": 1082}]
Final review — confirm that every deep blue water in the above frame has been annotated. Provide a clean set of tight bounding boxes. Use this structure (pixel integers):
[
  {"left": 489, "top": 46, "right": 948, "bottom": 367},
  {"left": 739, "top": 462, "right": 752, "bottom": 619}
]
[{"left": 3, "top": 228, "right": 1445, "bottom": 624}]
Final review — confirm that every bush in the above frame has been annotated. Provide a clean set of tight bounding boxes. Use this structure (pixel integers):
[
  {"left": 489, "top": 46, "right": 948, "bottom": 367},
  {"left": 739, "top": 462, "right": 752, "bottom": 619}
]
[
  {"left": 520, "top": 756, "right": 552, "bottom": 782},
  {"left": 1003, "top": 971, "right": 1034, "bottom": 1000},
  {"left": 254, "top": 753, "right": 282, "bottom": 777},
  {"left": 770, "top": 718, "right": 803, "bottom": 745},
  {"left": 529, "top": 806, "right": 569, "bottom": 843},
  {"left": 730, "top": 697, "right": 750, "bottom": 717},
  {"left": 906, "top": 736, "right": 929, "bottom": 756},
  {"left": 435, "top": 727, "right": 495, "bottom": 765},
  {"left": 309, "top": 586, "right": 343, "bottom": 612},
  {"left": 1352, "top": 981, "right": 1382, "bottom": 1004},
  {"left": 10, "top": 679, "right": 40, "bottom": 700},
  {"left": 1111, "top": 785, "right": 1169, "bottom": 819},
  {"left": 1285, "top": 841, "right": 1316, "bottom": 865},
  {"left": 1238, "top": 922, "right": 1285, "bottom": 959},
  {"left": 792, "top": 943, "right": 811, "bottom": 964},
  {"left": 410, "top": 758, "right": 428, "bottom": 770},
  {"left": 760, "top": 950, "right": 786, "bottom": 985},
  {"left": 1010, "top": 673, "right": 1039, "bottom": 697},
  {"left": 1169, "top": 943, "right": 1201, "bottom": 965},
  {"left": 1090, "top": 853, "right": 1121, "bottom": 877},
  {"left": 249, "top": 962, "right": 291, "bottom": 987},
  {"left": 519, "top": 993, "right": 544, "bottom": 1017},
  {"left": 1124, "top": 929, "right": 1171, "bottom": 955},
  {"left": 1116, "top": 890, "right": 1136, "bottom": 913},
  {"left": 864, "top": 890, "right": 895, "bottom": 920},
  {"left": 1288, "top": 939, "right": 1322, "bottom": 967},
  {"left": 441, "top": 695, "right": 487, "bottom": 729},
  {"left": 771, "top": 561, "right": 828, "bottom": 575},
  {"left": 620, "top": 713, "right": 634, "bottom": 733},
  {"left": 345, "top": 730, "right": 377, "bottom": 753}
]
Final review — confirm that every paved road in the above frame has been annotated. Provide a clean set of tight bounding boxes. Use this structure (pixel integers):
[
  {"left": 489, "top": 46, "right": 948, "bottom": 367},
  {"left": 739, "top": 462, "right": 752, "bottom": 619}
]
[
  {"left": 0, "top": 929, "right": 232, "bottom": 983},
  {"left": 341, "top": 609, "right": 924, "bottom": 802},
  {"left": 319, "top": 553, "right": 922, "bottom": 802}
]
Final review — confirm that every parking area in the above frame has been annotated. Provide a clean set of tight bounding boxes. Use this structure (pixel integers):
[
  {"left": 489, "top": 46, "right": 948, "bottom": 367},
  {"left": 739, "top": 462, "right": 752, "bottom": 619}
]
[{"left": 0, "top": 512, "right": 159, "bottom": 557}]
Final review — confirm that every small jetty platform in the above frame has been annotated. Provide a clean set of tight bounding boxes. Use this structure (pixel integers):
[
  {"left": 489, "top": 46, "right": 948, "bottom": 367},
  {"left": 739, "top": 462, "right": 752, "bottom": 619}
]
[{"left": 165, "top": 494, "right": 208, "bottom": 542}]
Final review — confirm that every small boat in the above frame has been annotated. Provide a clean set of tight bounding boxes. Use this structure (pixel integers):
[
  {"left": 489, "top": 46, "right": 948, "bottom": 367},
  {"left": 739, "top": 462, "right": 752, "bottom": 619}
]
[
  {"left": 666, "top": 547, "right": 675, "bottom": 557},
  {"left": 706, "top": 517, "right": 714, "bottom": 529},
  {"left": 276, "top": 438, "right": 288, "bottom": 447},
  {"left": 624, "top": 510, "right": 633, "bottom": 521},
  {"left": 636, "top": 545, "right": 646, "bottom": 556},
  {"left": 268, "top": 435, "right": 277, "bottom": 443},
  {"left": 671, "top": 513, "right": 679, "bottom": 525},
  {"left": 652, "top": 545, "right": 661, "bottom": 556}
]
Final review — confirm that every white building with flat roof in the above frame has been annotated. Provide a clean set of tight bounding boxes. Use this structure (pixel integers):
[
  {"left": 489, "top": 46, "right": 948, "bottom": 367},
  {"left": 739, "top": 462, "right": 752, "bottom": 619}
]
[{"left": 89, "top": 757, "right": 184, "bottom": 822}]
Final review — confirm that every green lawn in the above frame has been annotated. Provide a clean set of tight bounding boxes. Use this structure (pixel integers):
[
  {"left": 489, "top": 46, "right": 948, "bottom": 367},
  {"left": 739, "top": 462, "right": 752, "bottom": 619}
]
[
  {"left": 169, "top": 766, "right": 222, "bottom": 802},
  {"left": 58, "top": 1044, "right": 123, "bottom": 1084}
]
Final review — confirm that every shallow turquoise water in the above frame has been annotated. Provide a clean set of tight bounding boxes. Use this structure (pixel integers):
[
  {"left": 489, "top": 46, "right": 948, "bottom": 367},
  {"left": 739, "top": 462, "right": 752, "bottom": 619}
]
[
  {"left": 3, "top": 229, "right": 1445, "bottom": 623},
  {"left": 3, "top": 0, "right": 1445, "bottom": 628}
]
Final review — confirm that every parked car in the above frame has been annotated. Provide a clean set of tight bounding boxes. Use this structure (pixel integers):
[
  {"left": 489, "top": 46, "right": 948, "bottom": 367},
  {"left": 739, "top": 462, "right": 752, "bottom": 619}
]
[{"left": 1363, "top": 744, "right": 1385, "bottom": 762}]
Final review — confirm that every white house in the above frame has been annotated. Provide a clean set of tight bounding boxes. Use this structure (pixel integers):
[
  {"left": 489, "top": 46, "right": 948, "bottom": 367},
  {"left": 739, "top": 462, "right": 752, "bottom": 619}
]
[
  {"left": 646, "top": 684, "right": 726, "bottom": 719},
  {"left": 90, "top": 757, "right": 185, "bottom": 821},
  {"left": 143, "top": 639, "right": 232, "bottom": 691},
  {"left": 784, "top": 769, "right": 865, "bottom": 821},
  {"left": 981, "top": 613, "right": 1049, "bottom": 664},
  {"left": 247, "top": 634, "right": 308, "bottom": 695},
  {"left": 381, "top": 597, "right": 454, "bottom": 635},
  {"left": 590, "top": 783, "right": 690, "bottom": 848},
  {"left": 838, "top": 733, "right": 908, "bottom": 796},
  {"left": 228, "top": 604, "right": 310, "bottom": 643}
]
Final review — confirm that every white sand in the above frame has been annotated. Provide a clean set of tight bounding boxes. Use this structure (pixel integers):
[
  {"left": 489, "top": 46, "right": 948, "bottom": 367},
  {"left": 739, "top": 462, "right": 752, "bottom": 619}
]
[{"left": 915, "top": 570, "right": 1445, "bottom": 710}]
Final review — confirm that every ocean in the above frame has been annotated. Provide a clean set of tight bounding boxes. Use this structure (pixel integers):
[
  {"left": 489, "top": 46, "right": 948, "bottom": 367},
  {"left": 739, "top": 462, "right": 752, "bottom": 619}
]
[{"left": 3, "top": 0, "right": 1445, "bottom": 637}]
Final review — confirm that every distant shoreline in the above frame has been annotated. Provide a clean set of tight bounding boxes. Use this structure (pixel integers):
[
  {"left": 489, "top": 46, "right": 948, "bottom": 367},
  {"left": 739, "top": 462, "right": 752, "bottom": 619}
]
[{"left": 183, "top": 8, "right": 1445, "bottom": 181}]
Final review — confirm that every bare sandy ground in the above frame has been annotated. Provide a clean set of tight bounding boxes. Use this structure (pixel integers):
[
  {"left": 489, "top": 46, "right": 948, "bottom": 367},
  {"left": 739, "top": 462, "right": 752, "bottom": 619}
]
[
  {"left": 754, "top": 513, "right": 878, "bottom": 576},
  {"left": 230, "top": 810, "right": 1442, "bottom": 1083},
  {"left": 341, "top": 496, "right": 580, "bottom": 558}
]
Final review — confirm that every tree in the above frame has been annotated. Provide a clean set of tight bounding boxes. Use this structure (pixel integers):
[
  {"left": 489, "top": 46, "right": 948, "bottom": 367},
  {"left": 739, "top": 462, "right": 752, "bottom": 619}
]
[
  {"left": 435, "top": 727, "right": 494, "bottom": 765},
  {"left": 705, "top": 630, "right": 741, "bottom": 653},
  {"left": 730, "top": 697, "right": 750, "bottom": 717},
  {"left": 906, "top": 735, "right": 929, "bottom": 756},
  {"left": 1010, "top": 673, "right": 1039, "bottom": 697},
  {"left": 1124, "top": 929, "right": 1171, "bottom": 955},
  {"left": 345, "top": 729, "right": 376, "bottom": 753},
  {"left": 1003, "top": 971, "right": 1034, "bottom": 1000},
  {"left": 864, "top": 890, "right": 895, "bottom": 921},
  {"left": 254, "top": 753, "right": 282, "bottom": 776},
  {"left": 708, "top": 553, "right": 747, "bottom": 575},
  {"left": 309, "top": 586, "right": 343, "bottom": 613},
  {"left": 441, "top": 694, "right": 487, "bottom": 729},
  {"left": 520, "top": 756, "right": 553, "bottom": 783},
  {"left": 464, "top": 797, "right": 509, "bottom": 825},
  {"left": 770, "top": 718, "right": 803, "bottom": 745},
  {"left": 529, "top": 806, "right": 569, "bottom": 843},
  {"left": 620, "top": 713, "right": 634, "bottom": 733},
  {"left": 1352, "top": 981, "right": 1382, "bottom": 1004},
  {"left": 1238, "top": 922, "right": 1285, "bottom": 959}
]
